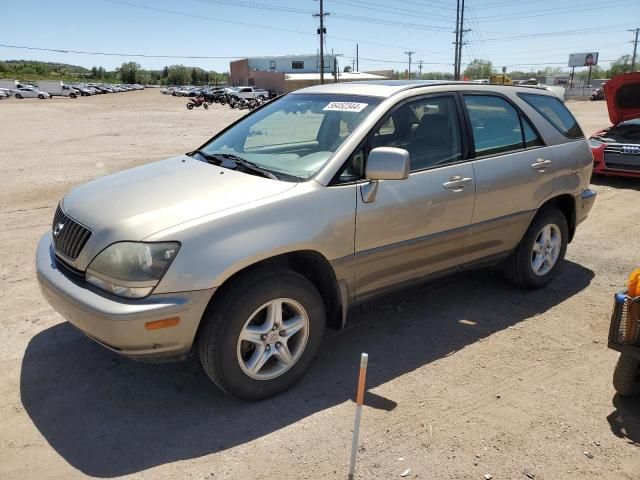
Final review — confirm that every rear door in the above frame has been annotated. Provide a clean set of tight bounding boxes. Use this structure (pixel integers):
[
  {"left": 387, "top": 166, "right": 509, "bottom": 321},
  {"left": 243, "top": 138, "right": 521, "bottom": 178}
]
[
  {"left": 461, "top": 93, "right": 555, "bottom": 261},
  {"left": 354, "top": 93, "right": 476, "bottom": 298}
]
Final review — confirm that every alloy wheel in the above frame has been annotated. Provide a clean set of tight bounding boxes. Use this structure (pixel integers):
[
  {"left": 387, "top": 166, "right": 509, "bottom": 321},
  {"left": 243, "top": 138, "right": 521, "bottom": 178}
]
[
  {"left": 236, "top": 298, "right": 310, "bottom": 380},
  {"left": 531, "top": 223, "right": 561, "bottom": 276}
]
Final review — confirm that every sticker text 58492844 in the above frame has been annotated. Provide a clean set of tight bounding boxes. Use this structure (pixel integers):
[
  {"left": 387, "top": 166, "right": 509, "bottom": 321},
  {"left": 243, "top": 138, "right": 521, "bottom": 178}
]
[{"left": 322, "top": 102, "right": 369, "bottom": 113}]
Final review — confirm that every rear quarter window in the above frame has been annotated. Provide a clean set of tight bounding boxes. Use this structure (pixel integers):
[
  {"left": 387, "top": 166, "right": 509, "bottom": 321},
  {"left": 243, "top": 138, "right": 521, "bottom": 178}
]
[{"left": 518, "top": 93, "right": 583, "bottom": 139}]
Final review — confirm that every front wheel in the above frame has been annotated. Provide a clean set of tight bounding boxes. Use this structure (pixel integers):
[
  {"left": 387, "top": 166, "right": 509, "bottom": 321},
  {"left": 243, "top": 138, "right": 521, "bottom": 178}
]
[
  {"left": 38, "top": 94, "right": 44, "bottom": 99},
  {"left": 505, "top": 208, "right": 568, "bottom": 289},
  {"left": 613, "top": 353, "right": 640, "bottom": 397},
  {"left": 186, "top": 103, "right": 194, "bottom": 110},
  {"left": 203, "top": 102, "right": 209, "bottom": 109},
  {"left": 70, "top": 93, "right": 76, "bottom": 98},
  {"left": 198, "top": 269, "right": 326, "bottom": 400},
  {"left": 15, "top": 94, "right": 22, "bottom": 99}
]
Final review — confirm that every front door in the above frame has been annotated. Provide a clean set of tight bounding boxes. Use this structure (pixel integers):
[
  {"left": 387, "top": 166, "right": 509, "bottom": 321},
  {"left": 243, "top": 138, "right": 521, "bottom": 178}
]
[{"left": 354, "top": 94, "right": 476, "bottom": 298}]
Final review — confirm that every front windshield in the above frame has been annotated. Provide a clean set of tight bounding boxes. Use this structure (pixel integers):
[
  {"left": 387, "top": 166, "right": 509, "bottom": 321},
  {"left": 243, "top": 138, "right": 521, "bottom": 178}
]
[{"left": 199, "top": 93, "right": 382, "bottom": 180}]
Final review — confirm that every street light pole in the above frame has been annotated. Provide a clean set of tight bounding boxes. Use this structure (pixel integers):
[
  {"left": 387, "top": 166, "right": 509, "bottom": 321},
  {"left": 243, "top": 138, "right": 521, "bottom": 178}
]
[{"left": 630, "top": 28, "right": 639, "bottom": 72}]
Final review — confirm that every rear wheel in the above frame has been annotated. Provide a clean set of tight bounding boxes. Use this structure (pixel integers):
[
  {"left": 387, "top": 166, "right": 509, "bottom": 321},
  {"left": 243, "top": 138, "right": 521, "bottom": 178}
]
[
  {"left": 15, "top": 94, "right": 22, "bottom": 99},
  {"left": 186, "top": 103, "right": 194, "bottom": 110},
  {"left": 505, "top": 208, "right": 568, "bottom": 289},
  {"left": 198, "top": 269, "right": 326, "bottom": 400},
  {"left": 70, "top": 92, "right": 76, "bottom": 98},
  {"left": 613, "top": 354, "right": 640, "bottom": 397},
  {"left": 203, "top": 103, "right": 209, "bottom": 109}
]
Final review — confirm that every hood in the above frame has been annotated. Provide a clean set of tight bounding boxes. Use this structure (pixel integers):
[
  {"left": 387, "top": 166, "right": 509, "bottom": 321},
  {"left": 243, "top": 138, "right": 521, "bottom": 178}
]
[
  {"left": 62, "top": 155, "right": 297, "bottom": 241},
  {"left": 603, "top": 72, "right": 640, "bottom": 125}
]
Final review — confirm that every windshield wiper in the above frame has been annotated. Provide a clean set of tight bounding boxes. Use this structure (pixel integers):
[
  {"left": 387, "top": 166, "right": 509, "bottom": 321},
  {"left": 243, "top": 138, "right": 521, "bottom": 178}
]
[{"left": 209, "top": 152, "right": 279, "bottom": 180}]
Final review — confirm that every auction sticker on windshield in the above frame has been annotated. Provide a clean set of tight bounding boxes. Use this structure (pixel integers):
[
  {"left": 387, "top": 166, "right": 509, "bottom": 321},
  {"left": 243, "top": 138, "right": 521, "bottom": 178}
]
[{"left": 323, "top": 102, "right": 368, "bottom": 112}]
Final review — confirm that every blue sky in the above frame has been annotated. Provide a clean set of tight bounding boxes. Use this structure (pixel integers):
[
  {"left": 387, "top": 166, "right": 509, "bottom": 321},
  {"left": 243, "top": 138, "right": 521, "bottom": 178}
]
[{"left": 1, "top": 0, "right": 638, "bottom": 73}]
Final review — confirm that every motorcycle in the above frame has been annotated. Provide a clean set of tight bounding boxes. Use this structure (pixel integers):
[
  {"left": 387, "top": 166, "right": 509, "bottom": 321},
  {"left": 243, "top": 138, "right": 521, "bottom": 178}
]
[
  {"left": 186, "top": 95, "right": 209, "bottom": 110},
  {"left": 235, "top": 97, "right": 251, "bottom": 110}
]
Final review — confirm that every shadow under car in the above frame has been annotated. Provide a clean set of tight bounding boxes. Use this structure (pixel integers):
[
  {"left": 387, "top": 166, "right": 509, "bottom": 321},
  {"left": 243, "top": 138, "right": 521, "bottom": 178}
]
[{"left": 21, "top": 261, "right": 594, "bottom": 477}]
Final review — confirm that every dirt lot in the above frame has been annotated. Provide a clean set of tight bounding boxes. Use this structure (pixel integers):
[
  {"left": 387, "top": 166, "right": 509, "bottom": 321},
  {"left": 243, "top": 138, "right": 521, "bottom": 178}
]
[{"left": 0, "top": 90, "right": 638, "bottom": 480}]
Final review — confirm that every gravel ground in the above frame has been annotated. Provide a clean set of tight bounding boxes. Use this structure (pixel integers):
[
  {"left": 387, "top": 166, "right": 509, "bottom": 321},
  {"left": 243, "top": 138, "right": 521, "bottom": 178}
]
[{"left": 0, "top": 90, "right": 638, "bottom": 480}]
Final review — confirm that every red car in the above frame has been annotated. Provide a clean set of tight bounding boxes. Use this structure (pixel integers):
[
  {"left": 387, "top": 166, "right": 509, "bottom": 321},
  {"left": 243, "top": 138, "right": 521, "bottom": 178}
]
[{"left": 589, "top": 72, "right": 640, "bottom": 178}]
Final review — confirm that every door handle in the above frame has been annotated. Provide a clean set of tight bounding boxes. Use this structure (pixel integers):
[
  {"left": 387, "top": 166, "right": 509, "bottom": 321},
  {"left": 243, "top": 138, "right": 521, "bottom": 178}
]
[
  {"left": 443, "top": 176, "right": 473, "bottom": 191},
  {"left": 531, "top": 158, "right": 552, "bottom": 171}
]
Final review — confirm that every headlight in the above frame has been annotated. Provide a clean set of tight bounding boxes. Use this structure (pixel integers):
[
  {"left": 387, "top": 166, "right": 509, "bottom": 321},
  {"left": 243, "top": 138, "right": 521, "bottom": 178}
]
[{"left": 86, "top": 242, "right": 180, "bottom": 299}]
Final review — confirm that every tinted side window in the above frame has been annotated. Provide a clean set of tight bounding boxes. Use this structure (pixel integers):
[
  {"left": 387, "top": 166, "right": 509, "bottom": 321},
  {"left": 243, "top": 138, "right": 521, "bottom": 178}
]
[
  {"left": 371, "top": 95, "right": 462, "bottom": 172},
  {"left": 464, "top": 95, "right": 523, "bottom": 156},
  {"left": 522, "top": 115, "right": 543, "bottom": 147},
  {"left": 518, "top": 93, "right": 583, "bottom": 138}
]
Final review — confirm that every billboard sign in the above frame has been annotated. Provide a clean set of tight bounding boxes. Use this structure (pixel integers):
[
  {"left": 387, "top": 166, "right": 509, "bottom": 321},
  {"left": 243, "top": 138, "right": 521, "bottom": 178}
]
[{"left": 568, "top": 52, "right": 599, "bottom": 67}]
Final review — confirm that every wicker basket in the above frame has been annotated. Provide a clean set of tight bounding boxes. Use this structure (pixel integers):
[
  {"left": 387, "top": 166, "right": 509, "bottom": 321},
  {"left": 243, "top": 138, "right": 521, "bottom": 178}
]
[{"left": 609, "top": 293, "right": 640, "bottom": 348}]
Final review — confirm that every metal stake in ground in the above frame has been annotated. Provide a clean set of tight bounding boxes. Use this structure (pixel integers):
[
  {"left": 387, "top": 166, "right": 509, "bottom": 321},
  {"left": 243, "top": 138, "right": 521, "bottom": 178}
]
[{"left": 347, "top": 353, "right": 368, "bottom": 480}]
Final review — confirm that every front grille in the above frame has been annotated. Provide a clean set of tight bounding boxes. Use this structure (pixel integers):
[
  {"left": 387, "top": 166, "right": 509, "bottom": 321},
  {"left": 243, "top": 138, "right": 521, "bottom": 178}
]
[
  {"left": 51, "top": 205, "right": 92, "bottom": 260},
  {"left": 603, "top": 144, "right": 640, "bottom": 172}
]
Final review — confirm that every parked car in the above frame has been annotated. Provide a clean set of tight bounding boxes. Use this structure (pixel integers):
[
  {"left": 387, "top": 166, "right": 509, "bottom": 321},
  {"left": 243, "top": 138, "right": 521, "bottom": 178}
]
[
  {"left": 37, "top": 81, "right": 596, "bottom": 400},
  {"left": 0, "top": 90, "right": 8, "bottom": 100},
  {"left": 232, "top": 86, "right": 270, "bottom": 100},
  {"left": 72, "top": 86, "right": 94, "bottom": 96},
  {"left": 14, "top": 86, "right": 50, "bottom": 99},
  {"left": 590, "top": 87, "right": 605, "bottom": 101},
  {"left": 589, "top": 73, "right": 640, "bottom": 178}
]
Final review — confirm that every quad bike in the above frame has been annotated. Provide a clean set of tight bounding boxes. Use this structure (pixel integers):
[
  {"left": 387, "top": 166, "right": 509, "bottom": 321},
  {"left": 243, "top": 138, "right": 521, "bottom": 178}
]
[
  {"left": 186, "top": 96, "right": 208, "bottom": 110},
  {"left": 608, "top": 268, "right": 640, "bottom": 397}
]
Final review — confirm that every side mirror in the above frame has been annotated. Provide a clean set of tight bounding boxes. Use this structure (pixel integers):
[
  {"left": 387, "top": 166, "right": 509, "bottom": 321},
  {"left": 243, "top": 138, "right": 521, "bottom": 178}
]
[{"left": 365, "top": 147, "right": 410, "bottom": 181}]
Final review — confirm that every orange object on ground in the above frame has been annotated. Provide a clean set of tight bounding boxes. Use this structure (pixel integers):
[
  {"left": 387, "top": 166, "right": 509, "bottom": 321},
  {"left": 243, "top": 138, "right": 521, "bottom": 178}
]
[{"left": 628, "top": 268, "right": 640, "bottom": 297}]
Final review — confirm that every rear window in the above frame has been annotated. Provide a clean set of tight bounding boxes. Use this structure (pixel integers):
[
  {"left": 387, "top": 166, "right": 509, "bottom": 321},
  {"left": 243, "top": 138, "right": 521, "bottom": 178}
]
[{"left": 518, "top": 93, "right": 583, "bottom": 139}]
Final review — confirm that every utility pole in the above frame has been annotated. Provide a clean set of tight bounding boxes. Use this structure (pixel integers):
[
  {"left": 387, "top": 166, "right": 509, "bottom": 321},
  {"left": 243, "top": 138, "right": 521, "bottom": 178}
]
[
  {"left": 356, "top": 43, "right": 359, "bottom": 72},
  {"left": 453, "top": 0, "right": 470, "bottom": 80},
  {"left": 454, "top": 0, "right": 460, "bottom": 79},
  {"left": 405, "top": 51, "right": 415, "bottom": 79},
  {"left": 314, "top": 0, "right": 329, "bottom": 84},
  {"left": 418, "top": 60, "right": 423, "bottom": 79},
  {"left": 630, "top": 28, "right": 639, "bottom": 72}
]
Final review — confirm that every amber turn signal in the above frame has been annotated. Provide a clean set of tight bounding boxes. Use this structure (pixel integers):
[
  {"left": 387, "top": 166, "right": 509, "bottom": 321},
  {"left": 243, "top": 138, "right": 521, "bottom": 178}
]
[{"left": 145, "top": 317, "right": 180, "bottom": 330}]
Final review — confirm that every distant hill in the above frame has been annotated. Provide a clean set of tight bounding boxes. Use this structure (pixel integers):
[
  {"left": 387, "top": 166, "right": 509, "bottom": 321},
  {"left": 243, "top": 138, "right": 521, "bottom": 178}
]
[{"left": 0, "top": 59, "right": 114, "bottom": 82}]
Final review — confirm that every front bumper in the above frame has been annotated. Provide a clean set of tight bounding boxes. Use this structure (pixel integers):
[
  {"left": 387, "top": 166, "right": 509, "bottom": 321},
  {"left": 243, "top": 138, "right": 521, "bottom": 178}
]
[
  {"left": 36, "top": 233, "right": 214, "bottom": 360},
  {"left": 576, "top": 188, "right": 597, "bottom": 226}
]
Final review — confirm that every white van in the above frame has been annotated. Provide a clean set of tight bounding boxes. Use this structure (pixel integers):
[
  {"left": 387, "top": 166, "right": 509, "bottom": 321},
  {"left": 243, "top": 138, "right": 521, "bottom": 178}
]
[{"left": 37, "top": 80, "right": 78, "bottom": 98}]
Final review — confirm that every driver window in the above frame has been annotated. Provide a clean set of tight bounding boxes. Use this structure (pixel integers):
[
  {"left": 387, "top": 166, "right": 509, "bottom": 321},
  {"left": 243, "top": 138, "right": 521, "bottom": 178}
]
[{"left": 371, "top": 96, "right": 462, "bottom": 172}]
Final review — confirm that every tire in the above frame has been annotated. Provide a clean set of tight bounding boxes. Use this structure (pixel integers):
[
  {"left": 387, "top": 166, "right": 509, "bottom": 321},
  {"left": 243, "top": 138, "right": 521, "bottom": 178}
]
[
  {"left": 203, "top": 103, "right": 209, "bottom": 109},
  {"left": 38, "top": 94, "right": 44, "bottom": 99},
  {"left": 198, "top": 269, "right": 326, "bottom": 400},
  {"left": 15, "top": 94, "right": 22, "bottom": 99},
  {"left": 187, "top": 103, "right": 194, "bottom": 110},
  {"left": 613, "top": 353, "right": 640, "bottom": 397},
  {"left": 505, "top": 207, "right": 568, "bottom": 289},
  {"left": 70, "top": 93, "right": 76, "bottom": 99}
]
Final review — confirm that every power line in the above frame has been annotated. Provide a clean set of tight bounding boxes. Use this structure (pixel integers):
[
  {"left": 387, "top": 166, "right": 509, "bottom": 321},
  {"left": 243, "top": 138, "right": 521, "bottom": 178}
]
[
  {"left": 475, "top": 24, "right": 638, "bottom": 42},
  {"left": 0, "top": 43, "right": 241, "bottom": 59},
  {"left": 106, "top": 0, "right": 448, "bottom": 53},
  {"left": 189, "top": 0, "right": 454, "bottom": 32},
  {"left": 473, "top": 0, "right": 638, "bottom": 22}
]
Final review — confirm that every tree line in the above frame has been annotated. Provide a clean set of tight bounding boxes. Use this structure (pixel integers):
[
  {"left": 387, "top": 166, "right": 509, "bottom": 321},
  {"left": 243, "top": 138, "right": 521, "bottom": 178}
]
[{"left": 0, "top": 60, "right": 229, "bottom": 85}]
